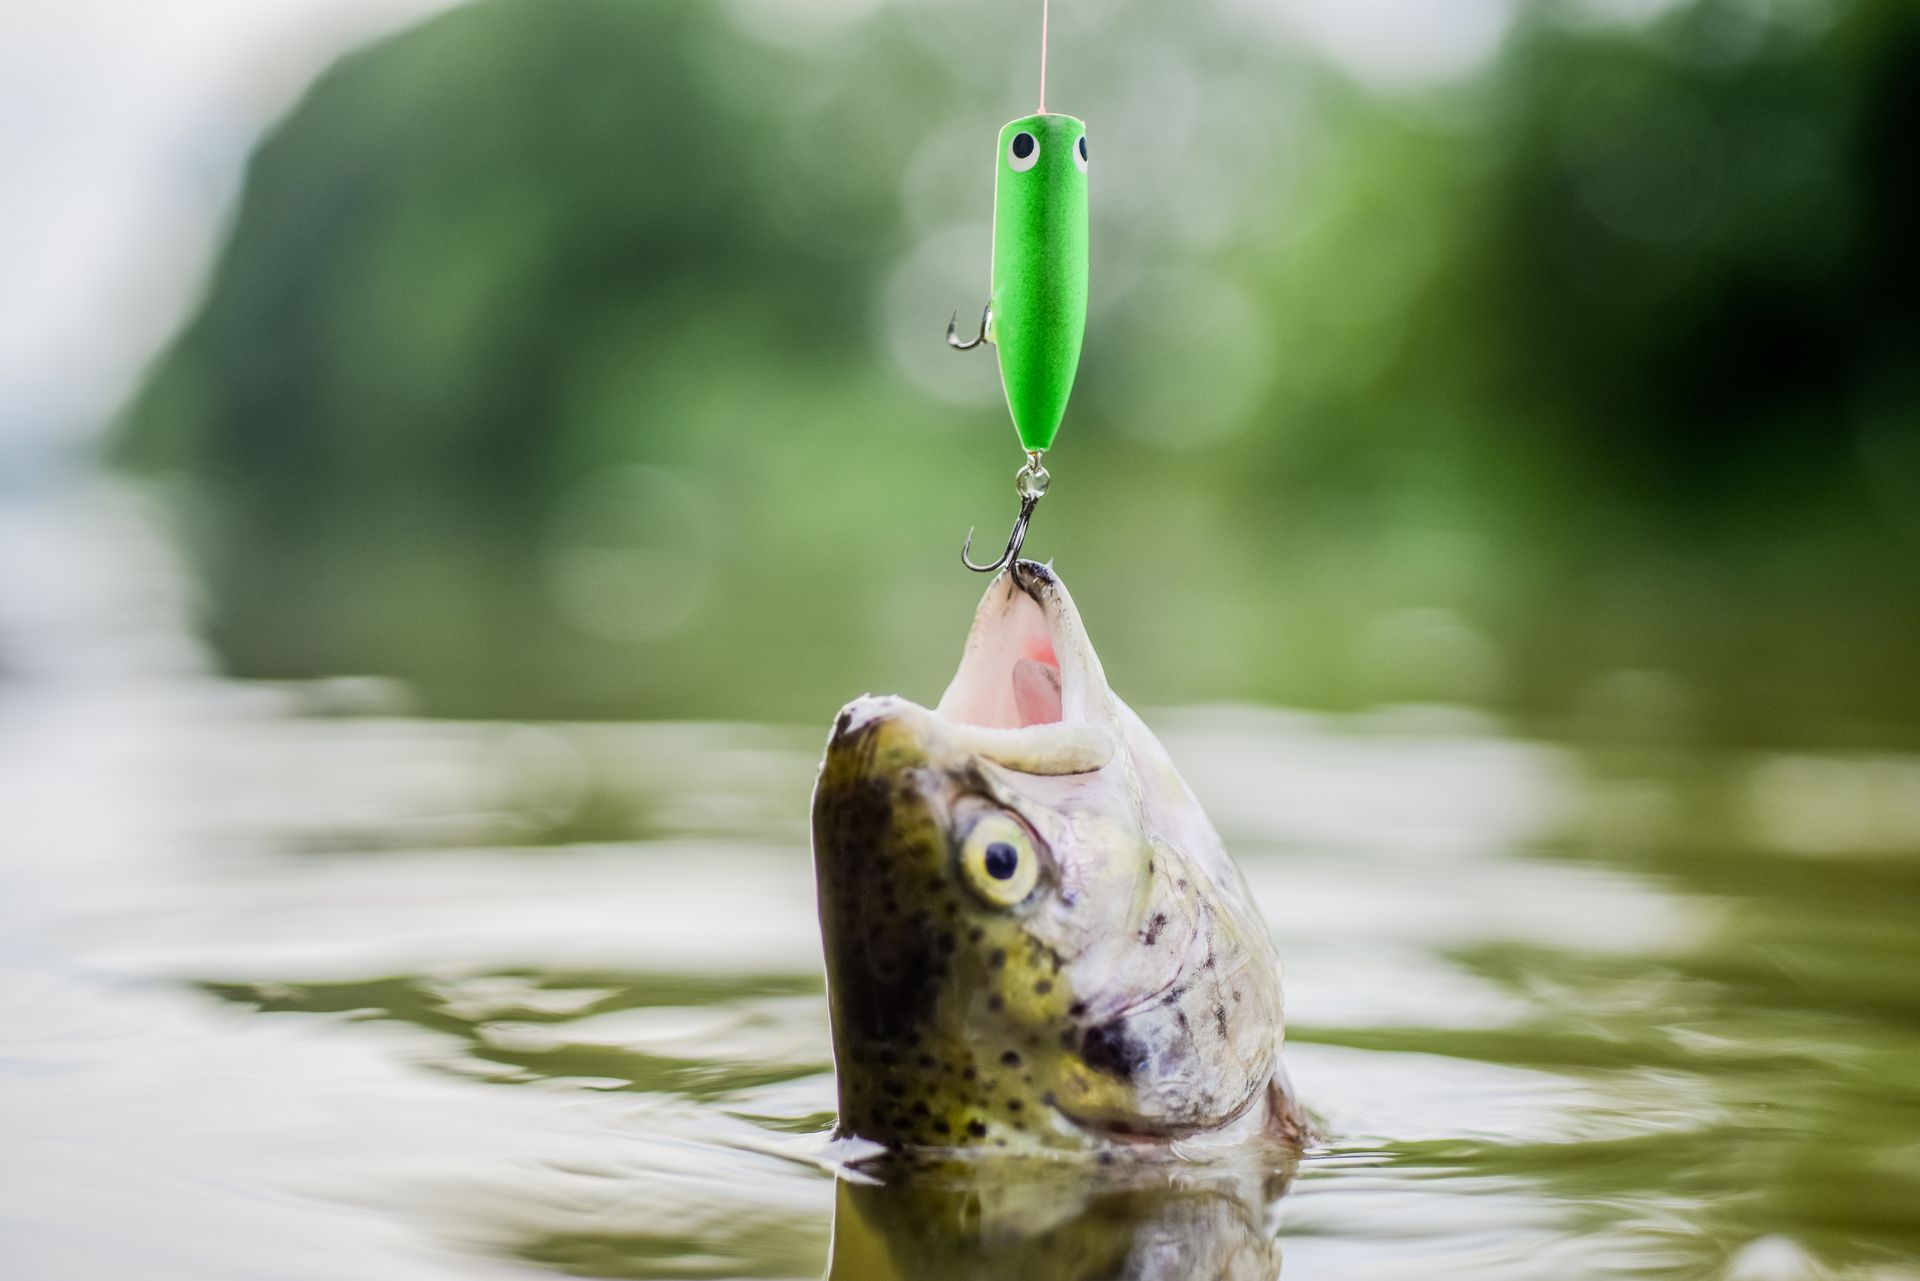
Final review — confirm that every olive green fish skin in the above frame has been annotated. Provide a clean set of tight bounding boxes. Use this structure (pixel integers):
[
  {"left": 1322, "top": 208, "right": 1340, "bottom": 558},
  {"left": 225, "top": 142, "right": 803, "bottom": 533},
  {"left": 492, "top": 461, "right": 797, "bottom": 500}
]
[
  {"left": 990, "top": 113, "right": 1089, "bottom": 455},
  {"left": 811, "top": 562, "right": 1304, "bottom": 1154}
]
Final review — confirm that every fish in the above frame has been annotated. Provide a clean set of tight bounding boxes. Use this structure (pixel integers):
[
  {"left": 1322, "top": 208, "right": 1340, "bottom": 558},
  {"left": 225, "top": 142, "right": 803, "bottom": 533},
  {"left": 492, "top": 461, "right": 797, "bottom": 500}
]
[{"left": 810, "top": 559, "right": 1308, "bottom": 1154}]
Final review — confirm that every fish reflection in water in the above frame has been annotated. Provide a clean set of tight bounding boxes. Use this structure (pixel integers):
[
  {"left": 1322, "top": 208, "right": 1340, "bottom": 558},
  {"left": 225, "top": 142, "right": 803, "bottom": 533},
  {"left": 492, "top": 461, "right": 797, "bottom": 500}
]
[{"left": 825, "top": 1151, "right": 1296, "bottom": 1281}]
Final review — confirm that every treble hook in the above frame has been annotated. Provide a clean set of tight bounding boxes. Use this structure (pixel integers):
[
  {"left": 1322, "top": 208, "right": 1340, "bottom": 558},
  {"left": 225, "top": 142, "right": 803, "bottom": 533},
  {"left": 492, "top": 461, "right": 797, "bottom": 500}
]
[
  {"left": 947, "top": 302, "right": 991, "bottom": 351},
  {"left": 962, "top": 453, "right": 1049, "bottom": 574}
]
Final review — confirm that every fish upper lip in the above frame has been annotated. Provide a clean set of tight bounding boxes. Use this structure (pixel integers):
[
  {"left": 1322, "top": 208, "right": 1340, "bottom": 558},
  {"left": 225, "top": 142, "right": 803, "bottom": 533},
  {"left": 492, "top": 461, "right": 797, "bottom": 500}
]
[{"left": 827, "top": 693, "right": 1114, "bottom": 777}]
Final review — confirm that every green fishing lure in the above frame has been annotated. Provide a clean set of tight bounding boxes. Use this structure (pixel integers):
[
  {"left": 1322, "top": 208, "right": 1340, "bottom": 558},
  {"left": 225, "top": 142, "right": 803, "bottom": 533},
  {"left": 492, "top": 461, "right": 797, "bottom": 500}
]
[
  {"left": 952, "top": 114, "right": 1090, "bottom": 456},
  {"left": 948, "top": 5, "right": 1090, "bottom": 573}
]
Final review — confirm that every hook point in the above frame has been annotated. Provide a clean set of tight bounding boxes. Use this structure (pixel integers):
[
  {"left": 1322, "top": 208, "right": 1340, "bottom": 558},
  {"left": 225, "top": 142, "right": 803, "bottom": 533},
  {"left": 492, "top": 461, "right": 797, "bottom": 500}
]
[
  {"left": 960, "top": 472, "right": 1042, "bottom": 574},
  {"left": 947, "top": 302, "right": 990, "bottom": 351}
]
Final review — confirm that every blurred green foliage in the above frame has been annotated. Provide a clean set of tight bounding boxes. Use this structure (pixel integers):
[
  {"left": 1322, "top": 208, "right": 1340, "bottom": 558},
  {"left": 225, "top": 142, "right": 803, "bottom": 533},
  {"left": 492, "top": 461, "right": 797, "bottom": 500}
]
[{"left": 117, "top": 0, "right": 1920, "bottom": 743}]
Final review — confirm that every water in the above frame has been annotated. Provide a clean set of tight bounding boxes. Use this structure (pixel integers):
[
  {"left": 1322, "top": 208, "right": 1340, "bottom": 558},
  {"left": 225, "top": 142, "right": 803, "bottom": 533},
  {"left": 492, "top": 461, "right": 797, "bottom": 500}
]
[{"left": 4, "top": 484, "right": 1919, "bottom": 1280}]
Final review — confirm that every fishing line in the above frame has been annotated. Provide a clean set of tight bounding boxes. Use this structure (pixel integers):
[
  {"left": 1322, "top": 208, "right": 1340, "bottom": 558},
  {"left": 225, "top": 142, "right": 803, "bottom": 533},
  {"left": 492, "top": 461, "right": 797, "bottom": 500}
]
[{"left": 1038, "top": 0, "right": 1049, "bottom": 113}]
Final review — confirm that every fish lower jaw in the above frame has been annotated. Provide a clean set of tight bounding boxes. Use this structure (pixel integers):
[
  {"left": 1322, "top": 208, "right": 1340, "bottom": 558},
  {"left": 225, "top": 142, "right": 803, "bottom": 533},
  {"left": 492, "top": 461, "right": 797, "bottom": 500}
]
[
  {"left": 833, "top": 1075, "right": 1293, "bottom": 1160},
  {"left": 1052, "top": 1086, "right": 1291, "bottom": 1153},
  {"left": 832, "top": 1098, "right": 1295, "bottom": 1165}
]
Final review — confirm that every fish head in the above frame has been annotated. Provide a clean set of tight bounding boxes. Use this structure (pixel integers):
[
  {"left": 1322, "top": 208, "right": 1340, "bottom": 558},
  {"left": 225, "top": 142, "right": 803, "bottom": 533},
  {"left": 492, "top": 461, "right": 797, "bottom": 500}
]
[{"left": 812, "top": 562, "right": 1288, "bottom": 1152}]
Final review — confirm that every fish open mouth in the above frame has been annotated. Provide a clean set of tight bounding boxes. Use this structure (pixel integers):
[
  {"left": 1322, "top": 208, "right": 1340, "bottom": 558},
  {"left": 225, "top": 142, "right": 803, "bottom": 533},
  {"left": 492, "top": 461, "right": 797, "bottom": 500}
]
[
  {"left": 927, "top": 561, "right": 1115, "bottom": 776},
  {"left": 827, "top": 562, "right": 1114, "bottom": 776},
  {"left": 937, "top": 562, "right": 1069, "bottom": 729}
]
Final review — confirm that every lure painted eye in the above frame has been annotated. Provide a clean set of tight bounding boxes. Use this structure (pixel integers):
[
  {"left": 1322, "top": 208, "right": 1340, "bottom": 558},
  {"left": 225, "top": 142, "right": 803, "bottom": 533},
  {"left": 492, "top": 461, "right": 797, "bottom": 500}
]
[
  {"left": 1074, "top": 134, "right": 1088, "bottom": 173},
  {"left": 1008, "top": 131, "right": 1039, "bottom": 173},
  {"left": 959, "top": 813, "right": 1041, "bottom": 907}
]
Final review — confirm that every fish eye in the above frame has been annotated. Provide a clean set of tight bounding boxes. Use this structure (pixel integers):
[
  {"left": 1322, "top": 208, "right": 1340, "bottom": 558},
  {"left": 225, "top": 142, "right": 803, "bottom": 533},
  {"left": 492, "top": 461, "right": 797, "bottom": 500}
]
[
  {"left": 1008, "top": 131, "right": 1039, "bottom": 173},
  {"left": 984, "top": 842, "right": 1018, "bottom": 879},
  {"left": 1074, "top": 134, "right": 1088, "bottom": 174},
  {"left": 959, "top": 813, "right": 1041, "bottom": 907}
]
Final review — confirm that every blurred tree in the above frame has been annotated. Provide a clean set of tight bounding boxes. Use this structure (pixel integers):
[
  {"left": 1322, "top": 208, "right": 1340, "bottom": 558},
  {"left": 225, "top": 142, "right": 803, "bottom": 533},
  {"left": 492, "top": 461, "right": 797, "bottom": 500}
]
[{"left": 117, "top": 0, "right": 1920, "bottom": 743}]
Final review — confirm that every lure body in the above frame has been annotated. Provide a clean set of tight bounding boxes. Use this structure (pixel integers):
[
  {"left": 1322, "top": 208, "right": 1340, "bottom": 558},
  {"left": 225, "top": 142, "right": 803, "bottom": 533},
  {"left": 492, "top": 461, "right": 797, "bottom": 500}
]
[{"left": 988, "top": 113, "right": 1088, "bottom": 455}]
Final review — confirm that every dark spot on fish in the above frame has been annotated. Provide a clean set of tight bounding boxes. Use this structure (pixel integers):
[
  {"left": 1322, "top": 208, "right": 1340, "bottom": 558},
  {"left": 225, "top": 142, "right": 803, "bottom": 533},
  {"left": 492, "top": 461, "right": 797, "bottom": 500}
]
[
  {"left": 987, "top": 994, "right": 1004, "bottom": 1013},
  {"left": 916, "top": 1053, "right": 934, "bottom": 1069},
  {"left": 1042, "top": 1091, "right": 1058, "bottom": 1107},
  {"left": 822, "top": 814, "right": 946, "bottom": 1045},
  {"left": 1008, "top": 1099, "right": 1024, "bottom": 1112},
  {"left": 933, "top": 1119, "right": 951, "bottom": 1135},
  {"left": 1214, "top": 1004, "right": 1229, "bottom": 1037},
  {"left": 1068, "top": 1000, "right": 1087, "bottom": 1017},
  {"left": 1097, "top": 1151, "right": 1115, "bottom": 1166},
  {"left": 1083, "top": 1019, "right": 1146, "bottom": 1081},
  {"left": 884, "top": 1079, "right": 905, "bottom": 1098},
  {"left": 911, "top": 1101, "right": 929, "bottom": 1117},
  {"left": 1034, "top": 979, "right": 1052, "bottom": 996},
  {"left": 1059, "top": 1029, "right": 1078, "bottom": 1049},
  {"left": 1231, "top": 989, "right": 1242, "bottom": 1004},
  {"left": 1177, "top": 878, "right": 1190, "bottom": 891},
  {"left": 1175, "top": 1010, "right": 1190, "bottom": 1033},
  {"left": 1161, "top": 983, "right": 1188, "bottom": 1006},
  {"left": 963, "top": 1066, "right": 977, "bottom": 1081},
  {"left": 989, "top": 949, "right": 1006, "bottom": 969},
  {"left": 967, "top": 927, "right": 983, "bottom": 943},
  {"left": 967, "top": 1120, "right": 988, "bottom": 1138},
  {"left": 1142, "top": 913, "right": 1168, "bottom": 946},
  {"left": 1001, "top": 1050, "right": 1021, "bottom": 1067}
]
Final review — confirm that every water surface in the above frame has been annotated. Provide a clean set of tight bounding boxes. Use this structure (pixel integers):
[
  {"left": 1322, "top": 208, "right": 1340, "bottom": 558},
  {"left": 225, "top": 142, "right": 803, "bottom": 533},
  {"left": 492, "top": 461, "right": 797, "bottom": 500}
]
[{"left": 4, "top": 492, "right": 1919, "bottom": 1280}]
